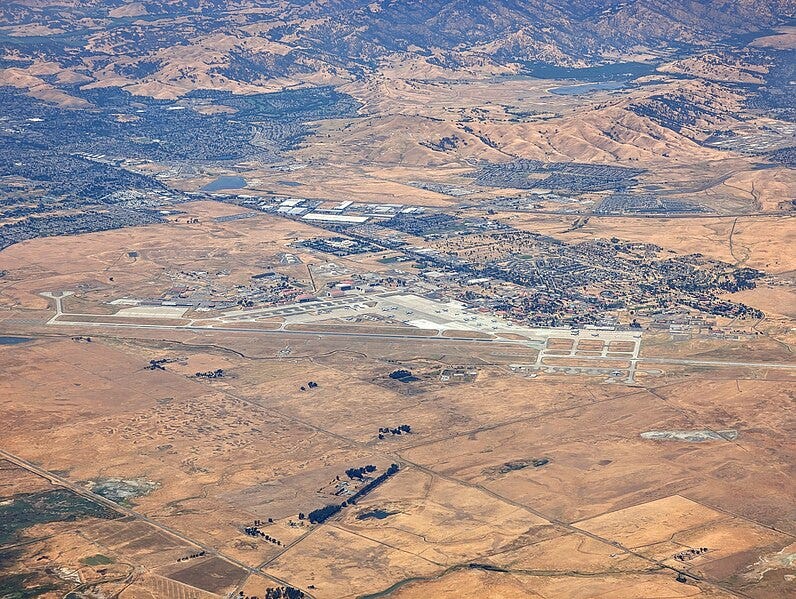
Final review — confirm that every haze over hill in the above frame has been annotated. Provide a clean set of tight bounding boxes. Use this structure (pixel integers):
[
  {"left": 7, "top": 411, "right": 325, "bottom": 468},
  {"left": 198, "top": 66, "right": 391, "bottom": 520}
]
[{"left": 1, "top": 0, "right": 794, "bottom": 93}]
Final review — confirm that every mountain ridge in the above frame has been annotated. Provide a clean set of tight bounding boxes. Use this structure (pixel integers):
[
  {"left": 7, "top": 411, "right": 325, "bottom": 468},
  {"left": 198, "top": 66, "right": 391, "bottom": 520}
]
[{"left": 1, "top": 0, "right": 793, "bottom": 96}]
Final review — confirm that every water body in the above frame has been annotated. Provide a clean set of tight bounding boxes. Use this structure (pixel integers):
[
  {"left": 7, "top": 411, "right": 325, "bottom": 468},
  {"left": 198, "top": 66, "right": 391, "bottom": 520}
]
[
  {"left": 550, "top": 81, "right": 627, "bottom": 95},
  {"left": 201, "top": 175, "right": 247, "bottom": 192},
  {"left": 0, "top": 336, "right": 32, "bottom": 345},
  {"left": 521, "top": 60, "right": 658, "bottom": 82},
  {"left": 356, "top": 508, "right": 396, "bottom": 520}
]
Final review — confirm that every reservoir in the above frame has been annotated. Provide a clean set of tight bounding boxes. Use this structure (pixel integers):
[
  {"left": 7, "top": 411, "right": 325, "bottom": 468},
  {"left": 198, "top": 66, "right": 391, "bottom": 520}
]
[
  {"left": 201, "top": 176, "right": 247, "bottom": 192},
  {"left": 0, "top": 336, "right": 33, "bottom": 345}
]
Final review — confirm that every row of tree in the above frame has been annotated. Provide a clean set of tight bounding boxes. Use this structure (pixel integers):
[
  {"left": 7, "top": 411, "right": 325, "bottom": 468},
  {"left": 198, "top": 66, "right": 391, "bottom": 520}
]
[
  {"left": 307, "top": 464, "right": 400, "bottom": 524},
  {"left": 345, "top": 464, "right": 377, "bottom": 480}
]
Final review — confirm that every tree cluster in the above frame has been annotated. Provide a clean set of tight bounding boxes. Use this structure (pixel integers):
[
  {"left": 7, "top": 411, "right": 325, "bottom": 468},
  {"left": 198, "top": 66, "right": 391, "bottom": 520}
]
[
  {"left": 195, "top": 369, "right": 224, "bottom": 378},
  {"left": 388, "top": 369, "right": 413, "bottom": 380},
  {"left": 675, "top": 547, "right": 709, "bottom": 561},
  {"left": 243, "top": 525, "right": 282, "bottom": 545},
  {"left": 176, "top": 550, "right": 205, "bottom": 563},
  {"left": 378, "top": 424, "right": 411, "bottom": 439},
  {"left": 263, "top": 587, "right": 306, "bottom": 599},
  {"left": 345, "top": 465, "right": 376, "bottom": 480},
  {"left": 307, "top": 464, "right": 400, "bottom": 524}
]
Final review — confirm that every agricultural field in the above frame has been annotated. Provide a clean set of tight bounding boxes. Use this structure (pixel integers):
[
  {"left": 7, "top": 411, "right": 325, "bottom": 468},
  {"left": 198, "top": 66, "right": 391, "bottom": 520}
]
[
  {"left": 1, "top": 2, "right": 794, "bottom": 598},
  {"left": 0, "top": 206, "right": 793, "bottom": 598}
]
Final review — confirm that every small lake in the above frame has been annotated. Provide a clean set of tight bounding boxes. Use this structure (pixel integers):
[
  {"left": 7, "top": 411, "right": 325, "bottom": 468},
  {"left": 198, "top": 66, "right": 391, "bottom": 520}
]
[
  {"left": 357, "top": 508, "right": 396, "bottom": 520},
  {"left": 201, "top": 176, "right": 247, "bottom": 192},
  {"left": 0, "top": 336, "right": 33, "bottom": 345},
  {"left": 550, "top": 81, "right": 627, "bottom": 95},
  {"left": 521, "top": 60, "right": 658, "bottom": 81}
]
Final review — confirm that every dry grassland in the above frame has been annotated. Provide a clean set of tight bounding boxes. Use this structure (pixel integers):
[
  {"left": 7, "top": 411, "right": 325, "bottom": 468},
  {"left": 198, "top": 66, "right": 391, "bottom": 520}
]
[
  {"left": 0, "top": 201, "right": 793, "bottom": 598},
  {"left": 499, "top": 213, "right": 796, "bottom": 274}
]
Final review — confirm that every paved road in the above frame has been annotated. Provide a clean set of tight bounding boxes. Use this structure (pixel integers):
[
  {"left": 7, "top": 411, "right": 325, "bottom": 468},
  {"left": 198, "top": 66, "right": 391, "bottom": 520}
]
[
  {"left": 51, "top": 318, "right": 532, "bottom": 344},
  {"left": 0, "top": 448, "right": 316, "bottom": 598},
  {"left": 44, "top": 316, "right": 796, "bottom": 372},
  {"left": 6, "top": 314, "right": 782, "bottom": 599},
  {"left": 641, "top": 356, "right": 796, "bottom": 369}
]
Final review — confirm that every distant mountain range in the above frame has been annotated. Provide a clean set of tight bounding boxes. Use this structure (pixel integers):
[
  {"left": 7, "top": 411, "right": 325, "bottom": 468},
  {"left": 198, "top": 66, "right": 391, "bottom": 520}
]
[{"left": 1, "top": 0, "right": 793, "bottom": 92}]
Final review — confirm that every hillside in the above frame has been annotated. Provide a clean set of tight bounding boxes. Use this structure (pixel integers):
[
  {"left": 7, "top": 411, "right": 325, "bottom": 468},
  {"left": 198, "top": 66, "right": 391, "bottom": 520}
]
[{"left": 1, "top": 0, "right": 793, "bottom": 95}]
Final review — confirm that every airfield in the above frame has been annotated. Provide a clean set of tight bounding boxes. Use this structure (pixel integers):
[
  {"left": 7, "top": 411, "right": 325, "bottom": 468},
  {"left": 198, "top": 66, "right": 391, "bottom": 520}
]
[
  {"left": 40, "top": 284, "right": 796, "bottom": 388},
  {"left": 1, "top": 1, "right": 795, "bottom": 595},
  {"left": 0, "top": 199, "right": 794, "bottom": 599}
]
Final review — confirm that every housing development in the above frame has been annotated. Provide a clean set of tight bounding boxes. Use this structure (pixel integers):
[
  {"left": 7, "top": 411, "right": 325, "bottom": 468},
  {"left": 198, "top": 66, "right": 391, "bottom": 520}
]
[{"left": 0, "top": 2, "right": 794, "bottom": 599}]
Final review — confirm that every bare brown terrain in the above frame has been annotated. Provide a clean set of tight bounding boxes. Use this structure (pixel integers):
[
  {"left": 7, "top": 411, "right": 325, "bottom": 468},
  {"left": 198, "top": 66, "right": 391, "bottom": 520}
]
[
  {"left": 1, "top": 200, "right": 794, "bottom": 598},
  {"left": 0, "top": 1, "right": 794, "bottom": 598}
]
